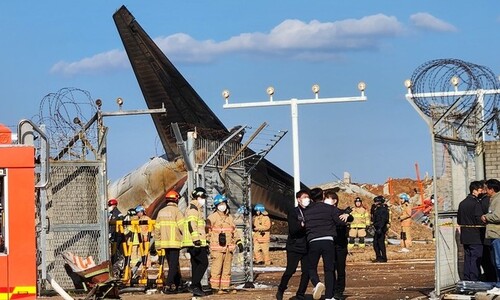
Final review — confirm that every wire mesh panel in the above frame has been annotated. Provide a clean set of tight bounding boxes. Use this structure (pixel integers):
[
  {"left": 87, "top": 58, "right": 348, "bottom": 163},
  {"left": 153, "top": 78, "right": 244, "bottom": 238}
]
[
  {"left": 38, "top": 160, "right": 107, "bottom": 289},
  {"left": 436, "top": 214, "right": 460, "bottom": 289},
  {"left": 431, "top": 108, "right": 479, "bottom": 292},
  {"left": 433, "top": 138, "right": 476, "bottom": 290},
  {"left": 195, "top": 136, "right": 254, "bottom": 285}
]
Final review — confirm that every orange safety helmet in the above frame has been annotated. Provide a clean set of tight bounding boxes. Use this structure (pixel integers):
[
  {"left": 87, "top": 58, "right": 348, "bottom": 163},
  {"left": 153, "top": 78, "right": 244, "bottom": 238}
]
[
  {"left": 107, "top": 199, "right": 118, "bottom": 206},
  {"left": 165, "top": 190, "right": 180, "bottom": 202}
]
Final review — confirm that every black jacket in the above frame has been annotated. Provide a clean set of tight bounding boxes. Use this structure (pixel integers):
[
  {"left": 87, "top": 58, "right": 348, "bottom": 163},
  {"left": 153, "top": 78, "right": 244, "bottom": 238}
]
[
  {"left": 335, "top": 207, "right": 354, "bottom": 248},
  {"left": 372, "top": 204, "right": 389, "bottom": 233},
  {"left": 303, "top": 201, "right": 348, "bottom": 242},
  {"left": 480, "top": 195, "right": 491, "bottom": 214},
  {"left": 457, "top": 194, "right": 484, "bottom": 245},
  {"left": 285, "top": 206, "right": 308, "bottom": 254}
]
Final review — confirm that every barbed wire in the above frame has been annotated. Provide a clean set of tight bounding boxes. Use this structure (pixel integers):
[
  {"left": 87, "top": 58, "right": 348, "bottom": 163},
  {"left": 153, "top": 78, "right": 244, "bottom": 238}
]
[
  {"left": 33, "top": 87, "right": 98, "bottom": 159},
  {"left": 409, "top": 58, "right": 500, "bottom": 139}
]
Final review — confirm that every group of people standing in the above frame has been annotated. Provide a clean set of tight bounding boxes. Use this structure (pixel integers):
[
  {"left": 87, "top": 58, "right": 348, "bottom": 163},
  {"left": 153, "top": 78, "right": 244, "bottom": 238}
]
[
  {"left": 276, "top": 188, "right": 394, "bottom": 300},
  {"left": 457, "top": 178, "right": 500, "bottom": 291},
  {"left": 107, "top": 185, "right": 414, "bottom": 299},
  {"left": 108, "top": 187, "right": 274, "bottom": 298},
  {"left": 108, "top": 188, "right": 242, "bottom": 298}
]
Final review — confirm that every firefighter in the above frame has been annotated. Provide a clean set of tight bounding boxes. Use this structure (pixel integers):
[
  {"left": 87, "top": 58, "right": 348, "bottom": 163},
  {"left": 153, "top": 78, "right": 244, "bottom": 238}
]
[
  {"left": 398, "top": 193, "right": 413, "bottom": 252},
  {"left": 132, "top": 205, "right": 152, "bottom": 269},
  {"left": 108, "top": 199, "right": 123, "bottom": 221},
  {"left": 348, "top": 197, "right": 370, "bottom": 249},
  {"left": 253, "top": 203, "right": 271, "bottom": 266},
  {"left": 182, "top": 187, "right": 209, "bottom": 298},
  {"left": 154, "top": 190, "right": 184, "bottom": 294},
  {"left": 206, "top": 194, "right": 243, "bottom": 293},
  {"left": 107, "top": 199, "right": 124, "bottom": 264},
  {"left": 123, "top": 208, "right": 139, "bottom": 271},
  {"left": 135, "top": 205, "right": 151, "bottom": 244}
]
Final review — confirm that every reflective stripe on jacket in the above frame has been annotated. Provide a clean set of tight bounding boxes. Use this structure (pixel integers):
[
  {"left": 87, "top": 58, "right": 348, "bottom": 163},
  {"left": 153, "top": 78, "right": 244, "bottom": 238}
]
[
  {"left": 134, "top": 215, "right": 152, "bottom": 244},
  {"left": 253, "top": 213, "right": 271, "bottom": 243},
  {"left": 400, "top": 203, "right": 412, "bottom": 227},
  {"left": 154, "top": 202, "right": 184, "bottom": 249},
  {"left": 182, "top": 201, "right": 207, "bottom": 247},
  {"left": 207, "top": 210, "right": 240, "bottom": 252},
  {"left": 351, "top": 207, "right": 370, "bottom": 228},
  {"left": 124, "top": 215, "right": 139, "bottom": 244}
]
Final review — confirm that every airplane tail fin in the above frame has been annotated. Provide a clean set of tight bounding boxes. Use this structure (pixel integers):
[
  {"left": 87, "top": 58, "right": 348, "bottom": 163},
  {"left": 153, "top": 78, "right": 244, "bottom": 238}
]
[{"left": 113, "top": 5, "right": 228, "bottom": 159}]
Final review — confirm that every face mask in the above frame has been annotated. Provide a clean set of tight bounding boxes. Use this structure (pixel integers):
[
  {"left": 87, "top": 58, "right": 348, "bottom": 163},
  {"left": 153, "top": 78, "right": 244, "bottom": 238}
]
[
  {"left": 218, "top": 204, "right": 227, "bottom": 212},
  {"left": 324, "top": 199, "right": 334, "bottom": 206},
  {"left": 197, "top": 198, "right": 206, "bottom": 207},
  {"left": 107, "top": 206, "right": 113, "bottom": 212},
  {"left": 301, "top": 198, "right": 310, "bottom": 207}
]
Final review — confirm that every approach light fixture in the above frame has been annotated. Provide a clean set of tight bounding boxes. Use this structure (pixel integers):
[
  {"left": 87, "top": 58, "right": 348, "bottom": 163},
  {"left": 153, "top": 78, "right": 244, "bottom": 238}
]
[
  {"left": 357, "top": 81, "right": 366, "bottom": 92},
  {"left": 222, "top": 89, "right": 230, "bottom": 100},
  {"left": 312, "top": 84, "right": 320, "bottom": 95},
  {"left": 116, "top": 97, "right": 124, "bottom": 108},
  {"left": 450, "top": 76, "right": 460, "bottom": 87},
  {"left": 404, "top": 79, "right": 412, "bottom": 89},
  {"left": 73, "top": 117, "right": 81, "bottom": 125},
  {"left": 95, "top": 99, "right": 102, "bottom": 108},
  {"left": 266, "top": 86, "right": 275, "bottom": 96}
]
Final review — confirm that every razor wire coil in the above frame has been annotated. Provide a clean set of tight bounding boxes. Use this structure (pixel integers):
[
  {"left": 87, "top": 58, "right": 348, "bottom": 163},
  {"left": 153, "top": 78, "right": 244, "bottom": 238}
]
[
  {"left": 34, "top": 87, "right": 98, "bottom": 159},
  {"left": 409, "top": 58, "right": 500, "bottom": 139}
]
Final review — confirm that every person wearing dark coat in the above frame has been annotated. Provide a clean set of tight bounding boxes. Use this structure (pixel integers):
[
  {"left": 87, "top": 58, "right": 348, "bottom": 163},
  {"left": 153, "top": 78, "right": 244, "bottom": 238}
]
[
  {"left": 107, "top": 199, "right": 124, "bottom": 264},
  {"left": 372, "top": 196, "right": 389, "bottom": 263},
  {"left": 303, "top": 188, "right": 350, "bottom": 300},
  {"left": 276, "top": 190, "right": 311, "bottom": 300},
  {"left": 324, "top": 190, "right": 353, "bottom": 300},
  {"left": 457, "top": 181, "right": 485, "bottom": 281}
]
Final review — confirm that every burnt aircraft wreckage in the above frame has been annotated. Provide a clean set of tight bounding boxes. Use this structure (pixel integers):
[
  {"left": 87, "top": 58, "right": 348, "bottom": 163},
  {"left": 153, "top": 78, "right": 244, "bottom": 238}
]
[{"left": 108, "top": 6, "right": 307, "bottom": 219}]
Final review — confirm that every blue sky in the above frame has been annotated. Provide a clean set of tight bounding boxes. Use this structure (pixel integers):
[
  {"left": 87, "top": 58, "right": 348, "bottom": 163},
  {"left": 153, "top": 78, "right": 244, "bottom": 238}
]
[{"left": 1, "top": 1, "right": 499, "bottom": 186}]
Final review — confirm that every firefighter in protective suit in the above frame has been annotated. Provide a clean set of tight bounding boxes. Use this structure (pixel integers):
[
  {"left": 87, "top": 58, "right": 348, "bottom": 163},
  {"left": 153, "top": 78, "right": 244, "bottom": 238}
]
[
  {"left": 207, "top": 194, "right": 243, "bottom": 293},
  {"left": 182, "top": 187, "right": 209, "bottom": 298},
  {"left": 135, "top": 205, "right": 151, "bottom": 246},
  {"left": 398, "top": 193, "right": 413, "bottom": 252},
  {"left": 253, "top": 203, "right": 272, "bottom": 265},
  {"left": 154, "top": 190, "right": 184, "bottom": 294},
  {"left": 348, "top": 197, "right": 370, "bottom": 249},
  {"left": 124, "top": 208, "right": 140, "bottom": 270},
  {"left": 132, "top": 205, "right": 152, "bottom": 270},
  {"left": 107, "top": 199, "right": 124, "bottom": 264}
]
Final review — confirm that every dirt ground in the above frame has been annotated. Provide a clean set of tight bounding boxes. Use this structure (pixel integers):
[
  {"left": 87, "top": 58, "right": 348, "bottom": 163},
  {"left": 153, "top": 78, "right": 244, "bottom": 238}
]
[
  {"left": 41, "top": 178, "right": 436, "bottom": 300},
  {"left": 41, "top": 242, "right": 435, "bottom": 300}
]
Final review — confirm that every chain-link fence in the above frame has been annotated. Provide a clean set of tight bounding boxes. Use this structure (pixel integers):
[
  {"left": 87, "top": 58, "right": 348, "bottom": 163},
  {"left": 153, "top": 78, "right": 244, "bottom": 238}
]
[
  {"left": 195, "top": 135, "right": 254, "bottom": 285},
  {"left": 37, "top": 160, "right": 107, "bottom": 290}
]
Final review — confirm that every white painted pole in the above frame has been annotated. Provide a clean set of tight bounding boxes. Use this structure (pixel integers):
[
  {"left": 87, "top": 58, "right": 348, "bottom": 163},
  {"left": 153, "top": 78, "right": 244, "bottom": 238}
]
[
  {"left": 222, "top": 84, "right": 367, "bottom": 207},
  {"left": 291, "top": 99, "right": 300, "bottom": 206}
]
